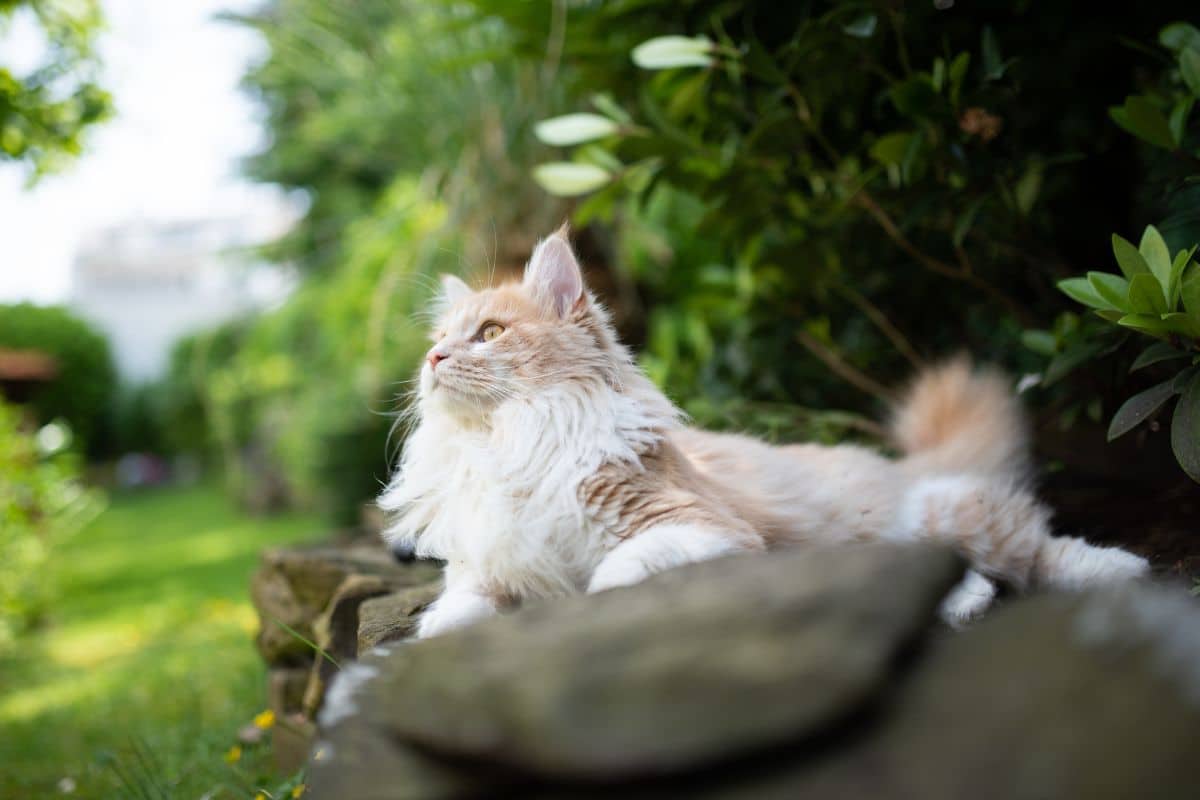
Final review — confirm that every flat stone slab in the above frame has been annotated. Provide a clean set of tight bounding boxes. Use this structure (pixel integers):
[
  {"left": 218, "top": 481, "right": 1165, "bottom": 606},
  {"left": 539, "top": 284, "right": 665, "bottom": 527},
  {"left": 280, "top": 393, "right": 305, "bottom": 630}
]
[
  {"left": 310, "top": 543, "right": 962, "bottom": 790},
  {"left": 251, "top": 543, "right": 440, "bottom": 665},
  {"left": 357, "top": 582, "right": 443, "bottom": 652}
]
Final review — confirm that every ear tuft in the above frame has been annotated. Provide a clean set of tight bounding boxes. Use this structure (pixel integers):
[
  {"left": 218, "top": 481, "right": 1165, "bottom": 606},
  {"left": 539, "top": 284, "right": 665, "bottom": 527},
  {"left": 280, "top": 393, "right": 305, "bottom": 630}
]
[
  {"left": 524, "top": 228, "right": 584, "bottom": 317},
  {"left": 439, "top": 274, "right": 472, "bottom": 307}
]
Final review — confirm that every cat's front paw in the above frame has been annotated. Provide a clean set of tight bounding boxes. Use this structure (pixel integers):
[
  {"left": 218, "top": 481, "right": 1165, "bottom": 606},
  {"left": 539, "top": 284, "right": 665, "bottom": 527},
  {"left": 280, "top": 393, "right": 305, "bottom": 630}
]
[
  {"left": 415, "top": 591, "right": 496, "bottom": 638},
  {"left": 586, "top": 559, "right": 651, "bottom": 594}
]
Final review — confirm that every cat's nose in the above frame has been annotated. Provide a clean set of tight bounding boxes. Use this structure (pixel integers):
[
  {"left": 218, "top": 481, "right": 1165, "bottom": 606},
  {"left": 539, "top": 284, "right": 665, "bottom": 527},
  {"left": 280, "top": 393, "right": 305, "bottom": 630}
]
[{"left": 427, "top": 350, "right": 449, "bottom": 370}]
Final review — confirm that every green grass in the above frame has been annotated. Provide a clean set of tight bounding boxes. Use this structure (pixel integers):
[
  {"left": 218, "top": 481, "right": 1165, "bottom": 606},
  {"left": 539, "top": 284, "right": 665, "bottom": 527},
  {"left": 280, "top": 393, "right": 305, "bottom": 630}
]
[{"left": 0, "top": 484, "right": 323, "bottom": 799}]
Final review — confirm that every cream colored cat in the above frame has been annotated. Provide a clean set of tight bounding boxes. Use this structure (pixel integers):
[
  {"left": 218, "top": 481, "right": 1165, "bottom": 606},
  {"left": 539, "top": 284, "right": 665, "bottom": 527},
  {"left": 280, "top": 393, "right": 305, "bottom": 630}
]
[{"left": 379, "top": 227, "right": 1149, "bottom": 637}]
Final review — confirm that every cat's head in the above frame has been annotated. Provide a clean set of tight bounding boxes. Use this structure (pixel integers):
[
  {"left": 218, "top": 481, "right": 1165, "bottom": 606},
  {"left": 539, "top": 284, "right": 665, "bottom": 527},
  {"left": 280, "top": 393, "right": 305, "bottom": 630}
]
[{"left": 418, "top": 226, "right": 623, "bottom": 418}]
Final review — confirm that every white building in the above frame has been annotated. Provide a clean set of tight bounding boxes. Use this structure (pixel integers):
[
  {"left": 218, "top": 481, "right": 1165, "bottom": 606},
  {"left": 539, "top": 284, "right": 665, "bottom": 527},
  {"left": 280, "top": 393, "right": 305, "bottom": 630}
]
[{"left": 70, "top": 215, "right": 295, "bottom": 381}]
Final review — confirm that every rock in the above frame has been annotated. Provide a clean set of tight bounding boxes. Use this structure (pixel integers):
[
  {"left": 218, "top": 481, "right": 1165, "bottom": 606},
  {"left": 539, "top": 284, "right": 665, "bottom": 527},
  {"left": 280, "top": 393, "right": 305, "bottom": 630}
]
[
  {"left": 750, "top": 583, "right": 1200, "bottom": 799},
  {"left": 357, "top": 582, "right": 443, "bottom": 652},
  {"left": 302, "top": 574, "right": 396, "bottom": 716},
  {"left": 251, "top": 543, "right": 440, "bottom": 665},
  {"left": 360, "top": 503, "right": 386, "bottom": 537},
  {"left": 268, "top": 667, "right": 310, "bottom": 716},
  {"left": 307, "top": 548, "right": 1200, "bottom": 798},
  {"left": 308, "top": 544, "right": 962, "bottom": 795},
  {"left": 272, "top": 712, "right": 317, "bottom": 775}
]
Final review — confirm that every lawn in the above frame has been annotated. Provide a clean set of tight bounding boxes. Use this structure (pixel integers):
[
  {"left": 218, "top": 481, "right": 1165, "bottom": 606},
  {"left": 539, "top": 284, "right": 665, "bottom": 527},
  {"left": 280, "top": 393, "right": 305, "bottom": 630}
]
[{"left": 0, "top": 484, "right": 324, "bottom": 799}]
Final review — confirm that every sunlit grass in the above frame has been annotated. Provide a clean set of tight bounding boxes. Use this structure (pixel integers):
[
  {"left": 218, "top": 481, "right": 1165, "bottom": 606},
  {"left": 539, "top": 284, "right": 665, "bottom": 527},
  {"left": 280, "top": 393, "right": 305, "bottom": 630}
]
[{"left": 0, "top": 484, "right": 322, "bottom": 798}]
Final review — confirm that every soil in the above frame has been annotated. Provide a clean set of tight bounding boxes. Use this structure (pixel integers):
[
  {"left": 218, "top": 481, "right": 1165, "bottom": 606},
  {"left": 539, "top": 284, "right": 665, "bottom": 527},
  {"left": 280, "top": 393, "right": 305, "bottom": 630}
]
[{"left": 1042, "top": 473, "right": 1200, "bottom": 584}]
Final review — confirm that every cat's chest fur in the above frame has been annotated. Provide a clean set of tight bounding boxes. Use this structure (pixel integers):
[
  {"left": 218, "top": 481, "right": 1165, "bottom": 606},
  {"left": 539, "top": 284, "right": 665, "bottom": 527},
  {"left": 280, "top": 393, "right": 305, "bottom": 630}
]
[{"left": 380, "top": 383, "right": 676, "bottom": 598}]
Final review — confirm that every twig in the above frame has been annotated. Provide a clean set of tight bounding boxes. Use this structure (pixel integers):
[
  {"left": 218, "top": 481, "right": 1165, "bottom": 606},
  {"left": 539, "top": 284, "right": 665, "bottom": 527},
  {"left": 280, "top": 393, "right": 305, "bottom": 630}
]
[
  {"left": 835, "top": 283, "right": 925, "bottom": 370},
  {"left": 796, "top": 329, "right": 895, "bottom": 402},
  {"left": 852, "top": 190, "right": 1036, "bottom": 326}
]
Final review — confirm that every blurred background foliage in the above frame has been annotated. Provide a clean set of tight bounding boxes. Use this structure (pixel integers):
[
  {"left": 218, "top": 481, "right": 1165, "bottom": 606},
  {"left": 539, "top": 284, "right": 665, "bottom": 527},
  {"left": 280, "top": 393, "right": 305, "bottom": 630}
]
[
  {"left": 0, "top": 0, "right": 112, "bottom": 178},
  {"left": 125, "top": 1, "right": 1200, "bottom": 521}
]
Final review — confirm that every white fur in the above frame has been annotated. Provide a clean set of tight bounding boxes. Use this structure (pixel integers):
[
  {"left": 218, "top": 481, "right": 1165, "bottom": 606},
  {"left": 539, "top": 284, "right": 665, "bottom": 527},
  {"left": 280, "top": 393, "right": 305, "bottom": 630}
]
[
  {"left": 1037, "top": 536, "right": 1150, "bottom": 589},
  {"left": 380, "top": 370, "right": 679, "bottom": 602},
  {"left": 417, "top": 574, "right": 497, "bottom": 638},
  {"left": 587, "top": 524, "right": 748, "bottom": 593},
  {"left": 938, "top": 569, "right": 998, "bottom": 628}
]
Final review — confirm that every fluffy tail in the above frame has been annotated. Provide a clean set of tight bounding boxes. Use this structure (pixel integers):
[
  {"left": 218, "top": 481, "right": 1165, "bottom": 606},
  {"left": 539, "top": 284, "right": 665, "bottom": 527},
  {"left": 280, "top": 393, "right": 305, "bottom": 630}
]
[{"left": 889, "top": 357, "right": 1031, "bottom": 480}]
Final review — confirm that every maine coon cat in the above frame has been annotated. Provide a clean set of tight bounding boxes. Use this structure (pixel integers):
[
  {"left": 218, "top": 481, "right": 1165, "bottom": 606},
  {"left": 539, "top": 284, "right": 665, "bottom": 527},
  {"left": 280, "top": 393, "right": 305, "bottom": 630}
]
[{"left": 379, "top": 227, "right": 1149, "bottom": 638}]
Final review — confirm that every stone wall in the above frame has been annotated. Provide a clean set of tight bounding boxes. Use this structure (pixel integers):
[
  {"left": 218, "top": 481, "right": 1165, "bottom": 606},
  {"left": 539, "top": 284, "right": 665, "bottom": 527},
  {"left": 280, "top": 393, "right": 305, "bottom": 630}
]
[
  {"left": 249, "top": 543, "right": 1200, "bottom": 799},
  {"left": 249, "top": 534, "right": 441, "bottom": 771}
]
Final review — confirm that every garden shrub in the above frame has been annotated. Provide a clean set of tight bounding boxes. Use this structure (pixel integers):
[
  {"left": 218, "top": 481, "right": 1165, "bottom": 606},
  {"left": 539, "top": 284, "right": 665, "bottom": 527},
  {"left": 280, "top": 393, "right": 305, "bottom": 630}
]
[
  {"left": 193, "top": 0, "right": 1200, "bottom": 517},
  {"left": 0, "top": 303, "right": 117, "bottom": 456},
  {"left": 0, "top": 402, "right": 104, "bottom": 649}
]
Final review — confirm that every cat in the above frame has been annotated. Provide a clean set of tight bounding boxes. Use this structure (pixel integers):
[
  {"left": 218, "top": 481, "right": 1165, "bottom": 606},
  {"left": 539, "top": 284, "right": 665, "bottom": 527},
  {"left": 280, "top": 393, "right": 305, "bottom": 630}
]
[{"left": 378, "top": 226, "right": 1150, "bottom": 638}]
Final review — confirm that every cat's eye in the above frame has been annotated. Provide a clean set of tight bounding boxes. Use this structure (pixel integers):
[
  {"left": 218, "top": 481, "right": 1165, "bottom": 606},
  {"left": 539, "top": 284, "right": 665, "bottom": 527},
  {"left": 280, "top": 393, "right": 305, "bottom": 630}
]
[{"left": 480, "top": 323, "right": 505, "bottom": 342}]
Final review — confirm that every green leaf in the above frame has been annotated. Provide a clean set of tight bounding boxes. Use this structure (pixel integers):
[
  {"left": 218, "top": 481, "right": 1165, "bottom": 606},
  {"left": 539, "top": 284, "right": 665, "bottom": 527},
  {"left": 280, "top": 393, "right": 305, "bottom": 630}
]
[
  {"left": 534, "top": 113, "right": 620, "bottom": 146},
  {"left": 890, "top": 77, "right": 942, "bottom": 118},
  {"left": 531, "top": 162, "right": 613, "bottom": 196},
  {"left": 1015, "top": 167, "right": 1042, "bottom": 216},
  {"left": 1110, "top": 97, "right": 1176, "bottom": 149},
  {"left": 1162, "top": 313, "right": 1200, "bottom": 338},
  {"left": 931, "top": 57, "right": 946, "bottom": 92},
  {"left": 842, "top": 14, "right": 877, "bottom": 38},
  {"left": 1181, "top": 262, "right": 1200, "bottom": 318},
  {"left": 1058, "top": 277, "right": 1115, "bottom": 310},
  {"left": 1182, "top": 47, "right": 1200, "bottom": 98},
  {"left": 1111, "top": 234, "right": 1151, "bottom": 279},
  {"left": 1108, "top": 377, "right": 1181, "bottom": 440},
  {"left": 1127, "top": 273, "right": 1168, "bottom": 314},
  {"left": 1169, "top": 97, "right": 1194, "bottom": 145},
  {"left": 981, "top": 27, "right": 1008, "bottom": 81},
  {"left": 1160, "top": 22, "right": 1200, "bottom": 53},
  {"left": 576, "top": 144, "right": 624, "bottom": 173},
  {"left": 952, "top": 196, "right": 987, "bottom": 248},
  {"left": 631, "top": 36, "right": 714, "bottom": 70},
  {"left": 1021, "top": 330, "right": 1058, "bottom": 356},
  {"left": 1168, "top": 247, "right": 1195, "bottom": 309},
  {"left": 948, "top": 52, "right": 970, "bottom": 107},
  {"left": 1138, "top": 225, "right": 1173, "bottom": 292},
  {"left": 1117, "top": 313, "right": 1172, "bottom": 339},
  {"left": 590, "top": 94, "right": 633, "bottom": 125},
  {"left": 1172, "top": 370, "right": 1200, "bottom": 481},
  {"left": 869, "top": 132, "right": 913, "bottom": 167},
  {"left": 1087, "top": 272, "right": 1130, "bottom": 310},
  {"left": 1131, "top": 341, "right": 1189, "bottom": 371}
]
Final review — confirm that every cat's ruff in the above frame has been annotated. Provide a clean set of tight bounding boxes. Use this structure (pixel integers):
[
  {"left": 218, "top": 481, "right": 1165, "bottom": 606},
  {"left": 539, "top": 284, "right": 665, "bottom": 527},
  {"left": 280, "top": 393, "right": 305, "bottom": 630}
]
[{"left": 379, "top": 228, "right": 1149, "bottom": 638}]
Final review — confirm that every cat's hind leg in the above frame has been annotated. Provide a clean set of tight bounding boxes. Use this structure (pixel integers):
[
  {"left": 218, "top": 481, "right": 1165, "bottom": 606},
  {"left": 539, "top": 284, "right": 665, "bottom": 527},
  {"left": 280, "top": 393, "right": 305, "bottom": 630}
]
[
  {"left": 889, "top": 475, "right": 1149, "bottom": 592},
  {"left": 587, "top": 524, "right": 762, "bottom": 593}
]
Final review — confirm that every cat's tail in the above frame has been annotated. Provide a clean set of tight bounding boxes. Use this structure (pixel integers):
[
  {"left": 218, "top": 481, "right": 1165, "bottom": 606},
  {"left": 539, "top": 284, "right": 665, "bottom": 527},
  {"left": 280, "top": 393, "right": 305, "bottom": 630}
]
[{"left": 889, "top": 356, "right": 1031, "bottom": 480}]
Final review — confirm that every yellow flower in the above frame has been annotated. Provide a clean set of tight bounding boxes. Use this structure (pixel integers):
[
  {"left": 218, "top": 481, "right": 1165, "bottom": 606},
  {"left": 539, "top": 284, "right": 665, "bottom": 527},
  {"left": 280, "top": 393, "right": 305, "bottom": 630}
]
[
  {"left": 291, "top": 785, "right": 307, "bottom": 798},
  {"left": 254, "top": 794, "right": 266, "bottom": 800},
  {"left": 253, "top": 709, "right": 276, "bottom": 730},
  {"left": 223, "top": 745, "right": 242, "bottom": 764}
]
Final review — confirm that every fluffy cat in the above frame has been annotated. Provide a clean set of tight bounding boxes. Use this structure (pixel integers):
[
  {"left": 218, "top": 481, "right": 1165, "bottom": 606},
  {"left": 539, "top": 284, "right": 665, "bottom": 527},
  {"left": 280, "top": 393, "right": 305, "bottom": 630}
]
[{"left": 379, "top": 227, "right": 1149, "bottom": 638}]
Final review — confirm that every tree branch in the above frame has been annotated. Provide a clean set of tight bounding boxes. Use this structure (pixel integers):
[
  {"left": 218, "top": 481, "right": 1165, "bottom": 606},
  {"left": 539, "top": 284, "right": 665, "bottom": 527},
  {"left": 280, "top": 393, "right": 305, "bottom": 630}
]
[{"left": 796, "top": 329, "right": 896, "bottom": 403}]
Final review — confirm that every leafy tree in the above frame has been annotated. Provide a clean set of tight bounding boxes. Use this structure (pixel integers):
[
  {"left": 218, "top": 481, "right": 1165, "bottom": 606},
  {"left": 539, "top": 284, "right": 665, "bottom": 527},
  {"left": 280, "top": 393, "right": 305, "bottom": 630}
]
[{"left": 0, "top": 0, "right": 112, "bottom": 177}]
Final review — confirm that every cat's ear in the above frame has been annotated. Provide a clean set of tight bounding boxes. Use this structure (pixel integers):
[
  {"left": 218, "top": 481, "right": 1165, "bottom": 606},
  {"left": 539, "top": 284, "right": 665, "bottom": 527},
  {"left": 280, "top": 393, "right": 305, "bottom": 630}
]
[
  {"left": 524, "top": 225, "right": 585, "bottom": 317},
  {"left": 438, "top": 274, "right": 472, "bottom": 307}
]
